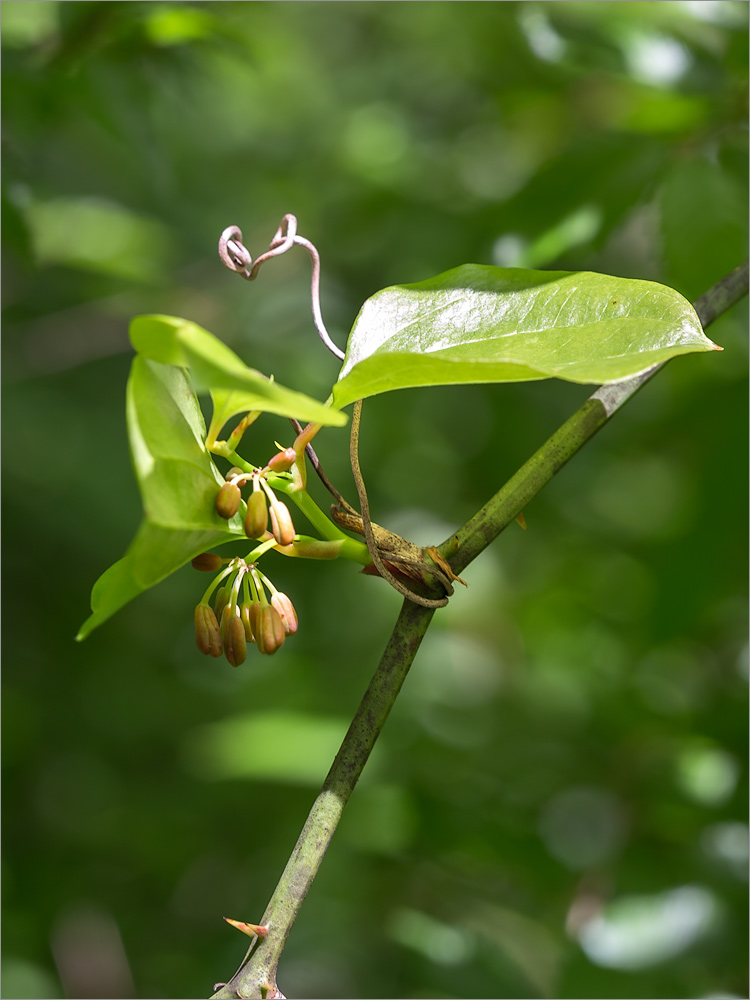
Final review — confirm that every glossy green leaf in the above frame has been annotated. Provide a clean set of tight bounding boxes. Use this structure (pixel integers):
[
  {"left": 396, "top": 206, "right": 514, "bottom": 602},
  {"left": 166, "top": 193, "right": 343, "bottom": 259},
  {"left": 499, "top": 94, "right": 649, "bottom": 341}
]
[
  {"left": 332, "top": 266, "right": 719, "bottom": 407},
  {"left": 77, "top": 357, "right": 245, "bottom": 640},
  {"left": 130, "top": 314, "right": 347, "bottom": 427}
]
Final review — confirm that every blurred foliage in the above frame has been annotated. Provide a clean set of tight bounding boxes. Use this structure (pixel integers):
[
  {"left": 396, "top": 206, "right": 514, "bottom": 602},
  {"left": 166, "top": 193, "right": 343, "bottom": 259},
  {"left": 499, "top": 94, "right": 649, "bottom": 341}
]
[{"left": 2, "top": 3, "right": 747, "bottom": 999}]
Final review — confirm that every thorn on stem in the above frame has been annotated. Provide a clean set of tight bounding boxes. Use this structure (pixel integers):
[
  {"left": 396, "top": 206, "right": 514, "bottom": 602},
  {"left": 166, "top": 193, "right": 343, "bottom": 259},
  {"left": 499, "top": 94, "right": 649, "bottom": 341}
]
[{"left": 224, "top": 917, "right": 269, "bottom": 939}]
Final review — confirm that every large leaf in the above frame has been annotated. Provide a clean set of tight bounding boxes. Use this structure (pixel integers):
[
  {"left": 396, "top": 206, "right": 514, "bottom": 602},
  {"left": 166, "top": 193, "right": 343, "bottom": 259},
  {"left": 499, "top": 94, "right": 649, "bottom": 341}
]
[
  {"left": 130, "top": 314, "right": 347, "bottom": 427},
  {"left": 77, "top": 357, "right": 246, "bottom": 640},
  {"left": 332, "top": 266, "right": 719, "bottom": 407}
]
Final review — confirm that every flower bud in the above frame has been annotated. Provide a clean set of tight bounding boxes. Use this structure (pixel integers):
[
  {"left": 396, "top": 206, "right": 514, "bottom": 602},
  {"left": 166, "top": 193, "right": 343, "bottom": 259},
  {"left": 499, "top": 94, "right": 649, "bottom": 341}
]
[
  {"left": 266, "top": 448, "right": 297, "bottom": 474},
  {"left": 244, "top": 490, "right": 268, "bottom": 539},
  {"left": 214, "top": 584, "right": 231, "bottom": 620},
  {"left": 269, "top": 500, "right": 295, "bottom": 546},
  {"left": 216, "top": 482, "right": 241, "bottom": 520},
  {"left": 226, "top": 467, "right": 246, "bottom": 482},
  {"left": 220, "top": 602, "right": 232, "bottom": 633},
  {"left": 239, "top": 602, "right": 256, "bottom": 642},
  {"left": 195, "top": 604, "right": 222, "bottom": 657},
  {"left": 271, "top": 592, "right": 298, "bottom": 635},
  {"left": 191, "top": 552, "right": 223, "bottom": 572},
  {"left": 223, "top": 612, "right": 247, "bottom": 667},
  {"left": 250, "top": 602, "right": 285, "bottom": 655}
]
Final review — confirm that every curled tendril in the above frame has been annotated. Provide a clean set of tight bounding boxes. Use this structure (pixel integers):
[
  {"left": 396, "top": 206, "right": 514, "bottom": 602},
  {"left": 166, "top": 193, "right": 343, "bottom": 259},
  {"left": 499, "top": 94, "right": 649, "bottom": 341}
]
[{"left": 218, "top": 215, "right": 345, "bottom": 362}]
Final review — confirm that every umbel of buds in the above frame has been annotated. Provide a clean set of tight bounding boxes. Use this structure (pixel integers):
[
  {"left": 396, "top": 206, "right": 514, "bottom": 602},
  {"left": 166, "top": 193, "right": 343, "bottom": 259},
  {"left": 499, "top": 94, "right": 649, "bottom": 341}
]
[
  {"left": 214, "top": 464, "right": 297, "bottom": 547},
  {"left": 193, "top": 556, "right": 298, "bottom": 666}
]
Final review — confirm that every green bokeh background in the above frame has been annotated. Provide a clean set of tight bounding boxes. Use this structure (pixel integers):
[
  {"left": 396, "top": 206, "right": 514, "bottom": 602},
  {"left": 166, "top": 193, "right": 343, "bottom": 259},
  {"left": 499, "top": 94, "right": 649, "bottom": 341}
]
[{"left": 2, "top": 3, "right": 747, "bottom": 998}]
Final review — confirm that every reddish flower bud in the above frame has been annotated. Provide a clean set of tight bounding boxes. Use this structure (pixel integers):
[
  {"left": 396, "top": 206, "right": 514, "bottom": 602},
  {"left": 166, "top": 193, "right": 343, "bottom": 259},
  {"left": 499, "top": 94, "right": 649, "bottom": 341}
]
[
  {"left": 223, "top": 612, "right": 247, "bottom": 667},
  {"left": 266, "top": 448, "right": 297, "bottom": 474},
  {"left": 271, "top": 592, "right": 298, "bottom": 635},
  {"left": 216, "top": 482, "right": 241, "bottom": 520},
  {"left": 191, "top": 553, "right": 223, "bottom": 572},
  {"left": 250, "top": 603, "right": 285, "bottom": 655},
  {"left": 195, "top": 604, "right": 222, "bottom": 658},
  {"left": 244, "top": 490, "right": 268, "bottom": 539},
  {"left": 269, "top": 500, "right": 295, "bottom": 546}
]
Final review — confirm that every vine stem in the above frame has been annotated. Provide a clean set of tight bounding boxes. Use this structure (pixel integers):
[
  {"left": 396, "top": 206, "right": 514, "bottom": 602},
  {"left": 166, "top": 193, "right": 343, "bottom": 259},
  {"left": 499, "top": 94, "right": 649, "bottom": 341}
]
[{"left": 211, "top": 261, "right": 747, "bottom": 1000}]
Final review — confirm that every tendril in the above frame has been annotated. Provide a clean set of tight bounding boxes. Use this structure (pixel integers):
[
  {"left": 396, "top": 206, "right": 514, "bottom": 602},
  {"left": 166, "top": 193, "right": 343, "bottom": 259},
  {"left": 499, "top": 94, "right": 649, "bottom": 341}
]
[
  {"left": 218, "top": 215, "right": 345, "bottom": 361},
  {"left": 350, "top": 401, "right": 449, "bottom": 609}
]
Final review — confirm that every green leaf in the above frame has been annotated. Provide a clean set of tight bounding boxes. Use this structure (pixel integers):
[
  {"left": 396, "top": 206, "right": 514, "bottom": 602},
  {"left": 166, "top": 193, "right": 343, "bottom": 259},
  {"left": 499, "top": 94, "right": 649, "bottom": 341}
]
[
  {"left": 130, "top": 314, "right": 347, "bottom": 427},
  {"left": 77, "top": 357, "right": 246, "bottom": 640},
  {"left": 332, "top": 266, "right": 719, "bottom": 408}
]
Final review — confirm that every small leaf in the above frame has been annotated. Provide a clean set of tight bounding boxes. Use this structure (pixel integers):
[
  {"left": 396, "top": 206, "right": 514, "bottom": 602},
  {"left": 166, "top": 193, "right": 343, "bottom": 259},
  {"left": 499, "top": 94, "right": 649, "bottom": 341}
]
[
  {"left": 130, "top": 314, "right": 347, "bottom": 427},
  {"left": 332, "top": 265, "right": 719, "bottom": 407},
  {"left": 126, "top": 357, "right": 236, "bottom": 528}
]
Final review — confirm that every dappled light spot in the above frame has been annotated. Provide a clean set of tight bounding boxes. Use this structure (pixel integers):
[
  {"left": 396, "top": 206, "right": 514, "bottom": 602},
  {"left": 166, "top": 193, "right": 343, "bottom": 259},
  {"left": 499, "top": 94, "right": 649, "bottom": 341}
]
[
  {"left": 676, "top": 743, "right": 739, "bottom": 807},
  {"left": 517, "top": 5, "right": 566, "bottom": 63},
  {"left": 578, "top": 884, "right": 719, "bottom": 969},
  {"left": 143, "top": 5, "right": 216, "bottom": 46},
  {"left": 622, "top": 33, "right": 691, "bottom": 86},
  {"left": 700, "top": 821, "right": 749, "bottom": 881}
]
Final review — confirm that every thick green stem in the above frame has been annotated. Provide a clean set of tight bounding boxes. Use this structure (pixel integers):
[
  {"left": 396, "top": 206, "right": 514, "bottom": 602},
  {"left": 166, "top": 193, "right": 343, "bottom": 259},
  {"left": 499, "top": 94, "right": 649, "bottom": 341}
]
[
  {"left": 213, "top": 600, "right": 434, "bottom": 1000},
  {"left": 211, "top": 262, "right": 747, "bottom": 999}
]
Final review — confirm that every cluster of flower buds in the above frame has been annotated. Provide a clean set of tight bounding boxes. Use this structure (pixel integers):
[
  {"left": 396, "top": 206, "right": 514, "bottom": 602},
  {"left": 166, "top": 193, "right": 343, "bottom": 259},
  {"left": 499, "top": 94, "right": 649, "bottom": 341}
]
[
  {"left": 193, "top": 555, "right": 298, "bottom": 666},
  {"left": 215, "top": 447, "right": 299, "bottom": 547}
]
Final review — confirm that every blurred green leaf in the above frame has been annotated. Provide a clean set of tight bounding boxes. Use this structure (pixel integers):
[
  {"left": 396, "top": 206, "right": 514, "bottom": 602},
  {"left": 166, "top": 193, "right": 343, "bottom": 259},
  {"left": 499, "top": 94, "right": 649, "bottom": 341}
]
[
  {"left": 333, "top": 265, "right": 718, "bottom": 407},
  {"left": 0, "top": 0, "right": 59, "bottom": 48},
  {"left": 183, "top": 711, "right": 351, "bottom": 785},
  {"left": 25, "top": 197, "right": 171, "bottom": 282}
]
